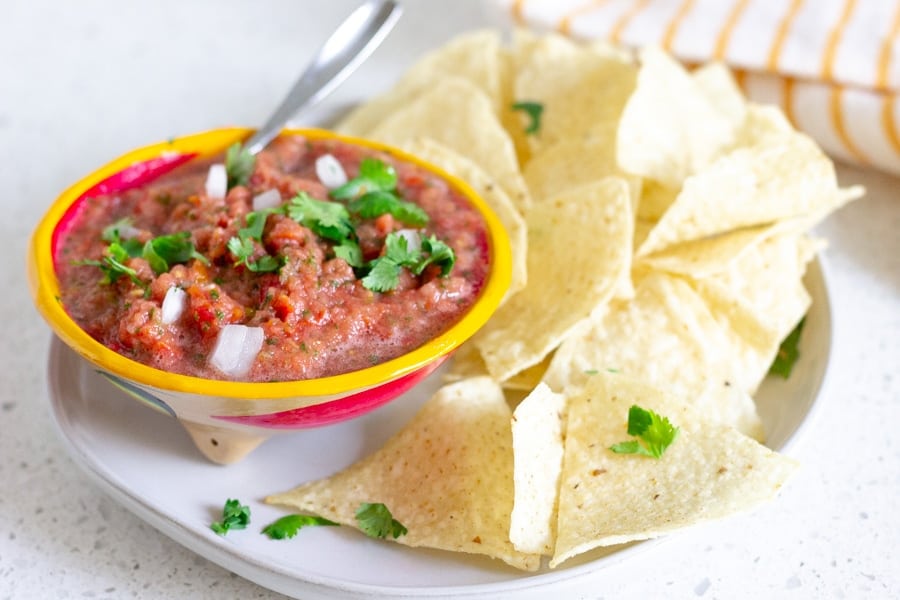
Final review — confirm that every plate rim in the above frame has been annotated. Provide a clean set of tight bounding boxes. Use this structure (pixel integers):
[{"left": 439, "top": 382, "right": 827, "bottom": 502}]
[{"left": 43, "top": 257, "right": 833, "bottom": 599}]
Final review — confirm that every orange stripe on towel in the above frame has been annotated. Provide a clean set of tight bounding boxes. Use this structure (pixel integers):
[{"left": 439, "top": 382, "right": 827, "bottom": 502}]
[
  {"left": 882, "top": 95, "right": 900, "bottom": 156},
  {"left": 557, "top": 0, "right": 612, "bottom": 36},
  {"left": 713, "top": 0, "right": 752, "bottom": 60},
  {"left": 876, "top": 3, "right": 900, "bottom": 90},
  {"left": 767, "top": 0, "right": 805, "bottom": 70},
  {"left": 830, "top": 87, "right": 869, "bottom": 163},
  {"left": 822, "top": 0, "right": 858, "bottom": 81},
  {"left": 610, "top": 0, "right": 651, "bottom": 44},
  {"left": 661, "top": 0, "right": 696, "bottom": 51}
]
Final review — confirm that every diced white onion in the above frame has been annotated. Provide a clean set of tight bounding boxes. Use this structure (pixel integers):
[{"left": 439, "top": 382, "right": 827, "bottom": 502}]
[
  {"left": 116, "top": 223, "right": 142, "bottom": 240},
  {"left": 210, "top": 324, "right": 265, "bottom": 379},
  {"left": 315, "top": 153, "right": 348, "bottom": 189},
  {"left": 396, "top": 229, "right": 422, "bottom": 253},
  {"left": 252, "top": 188, "right": 282, "bottom": 211},
  {"left": 160, "top": 287, "right": 187, "bottom": 324},
  {"left": 205, "top": 164, "right": 227, "bottom": 199}
]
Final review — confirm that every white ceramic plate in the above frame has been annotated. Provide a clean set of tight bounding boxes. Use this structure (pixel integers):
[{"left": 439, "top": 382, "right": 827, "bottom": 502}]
[{"left": 45, "top": 260, "right": 831, "bottom": 600}]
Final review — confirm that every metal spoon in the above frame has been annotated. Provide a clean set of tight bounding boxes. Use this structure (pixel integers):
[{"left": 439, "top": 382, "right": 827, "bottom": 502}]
[{"left": 244, "top": 0, "right": 402, "bottom": 155}]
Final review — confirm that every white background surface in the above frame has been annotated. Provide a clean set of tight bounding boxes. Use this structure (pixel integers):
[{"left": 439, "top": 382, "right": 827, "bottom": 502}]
[{"left": 1, "top": 1, "right": 898, "bottom": 598}]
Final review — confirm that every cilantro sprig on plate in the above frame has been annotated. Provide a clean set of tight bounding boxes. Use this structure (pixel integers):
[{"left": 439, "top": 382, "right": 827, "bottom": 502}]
[
  {"left": 609, "top": 405, "right": 679, "bottom": 459},
  {"left": 210, "top": 498, "right": 251, "bottom": 536},
  {"left": 768, "top": 318, "right": 805, "bottom": 379},
  {"left": 261, "top": 514, "right": 338, "bottom": 539},
  {"left": 355, "top": 502, "right": 407, "bottom": 539}
]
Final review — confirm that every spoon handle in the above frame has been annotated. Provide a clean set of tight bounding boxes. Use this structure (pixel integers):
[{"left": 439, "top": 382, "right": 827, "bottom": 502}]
[{"left": 244, "top": 0, "right": 402, "bottom": 155}]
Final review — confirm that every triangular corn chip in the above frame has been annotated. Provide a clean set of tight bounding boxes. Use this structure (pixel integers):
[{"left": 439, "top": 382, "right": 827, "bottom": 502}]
[
  {"left": 550, "top": 372, "right": 798, "bottom": 568},
  {"left": 266, "top": 377, "right": 540, "bottom": 571},
  {"left": 617, "top": 47, "right": 743, "bottom": 188},
  {"left": 475, "top": 177, "right": 632, "bottom": 382},
  {"left": 510, "top": 383, "right": 566, "bottom": 555},
  {"left": 543, "top": 272, "right": 764, "bottom": 440},
  {"left": 367, "top": 77, "right": 532, "bottom": 213}
]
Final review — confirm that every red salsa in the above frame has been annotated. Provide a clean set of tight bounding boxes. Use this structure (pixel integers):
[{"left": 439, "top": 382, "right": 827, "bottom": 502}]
[{"left": 55, "top": 136, "right": 490, "bottom": 382}]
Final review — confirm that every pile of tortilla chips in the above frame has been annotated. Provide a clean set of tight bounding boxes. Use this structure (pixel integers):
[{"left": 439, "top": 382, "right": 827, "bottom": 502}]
[{"left": 266, "top": 30, "right": 863, "bottom": 570}]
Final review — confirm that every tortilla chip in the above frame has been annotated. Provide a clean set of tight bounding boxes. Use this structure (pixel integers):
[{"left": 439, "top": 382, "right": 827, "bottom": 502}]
[
  {"left": 336, "top": 31, "right": 504, "bottom": 137},
  {"left": 691, "top": 62, "right": 747, "bottom": 130},
  {"left": 368, "top": 77, "right": 532, "bottom": 213},
  {"left": 401, "top": 138, "right": 528, "bottom": 297},
  {"left": 266, "top": 377, "right": 540, "bottom": 571},
  {"left": 502, "top": 355, "right": 554, "bottom": 392},
  {"left": 474, "top": 177, "right": 632, "bottom": 382},
  {"left": 514, "top": 32, "right": 637, "bottom": 153},
  {"left": 550, "top": 372, "right": 798, "bottom": 567},
  {"left": 690, "top": 235, "right": 820, "bottom": 393},
  {"left": 635, "top": 127, "right": 841, "bottom": 256},
  {"left": 523, "top": 140, "right": 640, "bottom": 299},
  {"left": 617, "top": 46, "right": 743, "bottom": 188},
  {"left": 543, "top": 272, "right": 764, "bottom": 440},
  {"left": 510, "top": 383, "right": 566, "bottom": 555},
  {"left": 636, "top": 180, "right": 678, "bottom": 221}
]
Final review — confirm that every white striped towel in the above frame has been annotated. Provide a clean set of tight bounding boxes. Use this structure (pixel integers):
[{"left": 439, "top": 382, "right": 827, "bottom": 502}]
[{"left": 500, "top": 0, "right": 900, "bottom": 176}]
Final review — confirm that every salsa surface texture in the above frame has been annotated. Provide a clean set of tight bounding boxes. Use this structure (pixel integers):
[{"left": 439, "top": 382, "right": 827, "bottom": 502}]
[{"left": 55, "top": 136, "right": 490, "bottom": 382}]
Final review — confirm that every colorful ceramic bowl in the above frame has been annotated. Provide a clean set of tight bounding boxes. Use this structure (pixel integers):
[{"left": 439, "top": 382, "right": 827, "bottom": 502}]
[{"left": 28, "top": 127, "right": 512, "bottom": 464}]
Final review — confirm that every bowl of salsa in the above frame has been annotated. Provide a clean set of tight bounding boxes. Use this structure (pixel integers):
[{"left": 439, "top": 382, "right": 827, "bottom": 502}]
[{"left": 29, "top": 127, "right": 511, "bottom": 463}]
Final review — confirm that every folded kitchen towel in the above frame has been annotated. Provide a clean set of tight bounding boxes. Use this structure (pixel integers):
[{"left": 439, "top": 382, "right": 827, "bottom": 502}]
[{"left": 501, "top": 0, "right": 900, "bottom": 176}]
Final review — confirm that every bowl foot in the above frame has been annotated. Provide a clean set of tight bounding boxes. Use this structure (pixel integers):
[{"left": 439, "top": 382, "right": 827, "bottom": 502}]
[{"left": 181, "top": 421, "right": 268, "bottom": 464}]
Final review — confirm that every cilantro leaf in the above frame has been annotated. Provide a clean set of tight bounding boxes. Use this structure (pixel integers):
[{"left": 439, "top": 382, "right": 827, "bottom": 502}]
[
  {"left": 355, "top": 503, "right": 407, "bottom": 539},
  {"left": 348, "top": 190, "right": 429, "bottom": 226},
  {"left": 261, "top": 514, "right": 339, "bottom": 540},
  {"left": 141, "top": 231, "right": 208, "bottom": 275},
  {"left": 286, "top": 192, "right": 355, "bottom": 242},
  {"left": 361, "top": 257, "right": 402, "bottom": 292},
  {"left": 225, "top": 143, "right": 256, "bottom": 189},
  {"left": 414, "top": 235, "right": 456, "bottom": 276},
  {"left": 511, "top": 101, "right": 543, "bottom": 135},
  {"left": 333, "top": 239, "right": 364, "bottom": 267},
  {"left": 609, "top": 405, "right": 679, "bottom": 459},
  {"left": 77, "top": 242, "right": 146, "bottom": 289},
  {"left": 383, "top": 232, "right": 420, "bottom": 267},
  {"left": 210, "top": 498, "right": 251, "bottom": 536},
  {"left": 769, "top": 317, "right": 805, "bottom": 379},
  {"left": 331, "top": 158, "right": 397, "bottom": 200},
  {"left": 226, "top": 235, "right": 281, "bottom": 273},
  {"left": 101, "top": 219, "right": 143, "bottom": 256}
]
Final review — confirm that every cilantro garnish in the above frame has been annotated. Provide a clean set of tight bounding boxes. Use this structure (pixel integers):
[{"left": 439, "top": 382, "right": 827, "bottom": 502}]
[
  {"left": 769, "top": 318, "right": 805, "bottom": 379},
  {"left": 361, "top": 256, "right": 404, "bottom": 292},
  {"left": 226, "top": 208, "right": 282, "bottom": 273},
  {"left": 355, "top": 503, "right": 407, "bottom": 539},
  {"left": 225, "top": 143, "right": 256, "bottom": 190},
  {"left": 261, "top": 514, "right": 339, "bottom": 540},
  {"left": 142, "top": 232, "right": 208, "bottom": 274},
  {"left": 210, "top": 498, "right": 251, "bottom": 536},
  {"left": 80, "top": 229, "right": 206, "bottom": 285},
  {"left": 511, "top": 101, "right": 544, "bottom": 135},
  {"left": 360, "top": 232, "right": 456, "bottom": 292},
  {"left": 226, "top": 235, "right": 281, "bottom": 273},
  {"left": 78, "top": 242, "right": 144, "bottom": 288},
  {"left": 286, "top": 192, "right": 355, "bottom": 242},
  {"left": 101, "top": 218, "right": 143, "bottom": 255},
  {"left": 609, "top": 405, "right": 679, "bottom": 459},
  {"left": 331, "top": 158, "right": 397, "bottom": 200},
  {"left": 348, "top": 190, "right": 429, "bottom": 226},
  {"left": 333, "top": 239, "right": 364, "bottom": 268},
  {"left": 413, "top": 235, "right": 455, "bottom": 276}
]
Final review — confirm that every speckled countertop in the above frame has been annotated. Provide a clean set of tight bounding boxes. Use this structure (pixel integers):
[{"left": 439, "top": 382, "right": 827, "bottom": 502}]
[{"left": 2, "top": 1, "right": 898, "bottom": 599}]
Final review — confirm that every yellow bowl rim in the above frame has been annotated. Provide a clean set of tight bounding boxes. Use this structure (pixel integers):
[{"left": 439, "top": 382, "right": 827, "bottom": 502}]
[{"left": 28, "top": 127, "right": 512, "bottom": 399}]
